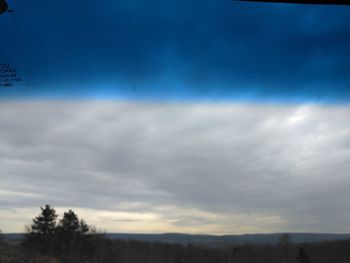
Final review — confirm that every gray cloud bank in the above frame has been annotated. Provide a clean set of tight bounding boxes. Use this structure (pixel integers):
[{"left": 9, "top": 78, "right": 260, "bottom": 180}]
[{"left": 1, "top": 102, "right": 350, "bottom": 233}]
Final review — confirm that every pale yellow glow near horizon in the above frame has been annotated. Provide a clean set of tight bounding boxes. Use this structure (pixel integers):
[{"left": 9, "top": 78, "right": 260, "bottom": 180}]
[{"left": 0, "top": 205, "right": 287, "bottom": 235}]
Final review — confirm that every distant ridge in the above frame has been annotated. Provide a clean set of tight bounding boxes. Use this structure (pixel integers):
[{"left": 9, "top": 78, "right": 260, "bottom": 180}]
[
  {"left": 5, "top": 233, "right": 350, "bottom": 247},
  {"left": 106, "top": 233, "right": 350, "bottom": 246}
]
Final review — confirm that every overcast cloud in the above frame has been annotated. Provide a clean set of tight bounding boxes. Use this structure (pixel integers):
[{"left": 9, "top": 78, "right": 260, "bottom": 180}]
[{"left": 1, "top": 102, "right": 350, "bottom": 234}]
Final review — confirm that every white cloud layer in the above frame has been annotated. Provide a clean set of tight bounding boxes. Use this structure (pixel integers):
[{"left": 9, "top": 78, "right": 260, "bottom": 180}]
[{"left": 0, "top": 101, "right": 350, "bottom": 234}]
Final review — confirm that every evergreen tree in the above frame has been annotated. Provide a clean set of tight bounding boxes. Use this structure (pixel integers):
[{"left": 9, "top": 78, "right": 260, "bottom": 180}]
[
  {"left": 79, "top": 219, "right": 90, "bottom": 234},
  {"left": 58, "top": 210, "right": 80, "bottom": 233},
  {"left": 31, "top": 205, "right": 58, "bottom": 235},
  {"left": 57, "top": 210, "right": 90, "bottom": 235},
  {"left": 22, "top": 205, "right": 94, "bottom": 260},
  {"left": 22, "top": 204, "right": 58, "bottom": 254}
]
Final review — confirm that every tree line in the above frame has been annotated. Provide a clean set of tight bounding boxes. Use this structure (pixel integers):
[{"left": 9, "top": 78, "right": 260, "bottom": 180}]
[{"left": 1, "top": 204, "right": 350, "bottom": 263}]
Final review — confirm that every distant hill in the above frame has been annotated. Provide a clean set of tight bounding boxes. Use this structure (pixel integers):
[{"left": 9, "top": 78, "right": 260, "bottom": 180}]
[
  {"left": 106, "top": 233, "right": 350, "bottom": 246},
  {"left": 5, "top": 233, "right": 350, "bottom": 247}
]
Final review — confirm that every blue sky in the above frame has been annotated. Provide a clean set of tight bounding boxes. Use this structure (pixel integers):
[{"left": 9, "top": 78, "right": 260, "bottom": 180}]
[{"left": 1, "top": 0, "right": 350, "bottom": 101}]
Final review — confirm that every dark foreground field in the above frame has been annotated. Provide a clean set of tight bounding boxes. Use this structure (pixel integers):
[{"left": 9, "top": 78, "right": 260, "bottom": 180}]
[{"left": 1, "top": 233, "right": 350, "bottom": 263}]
